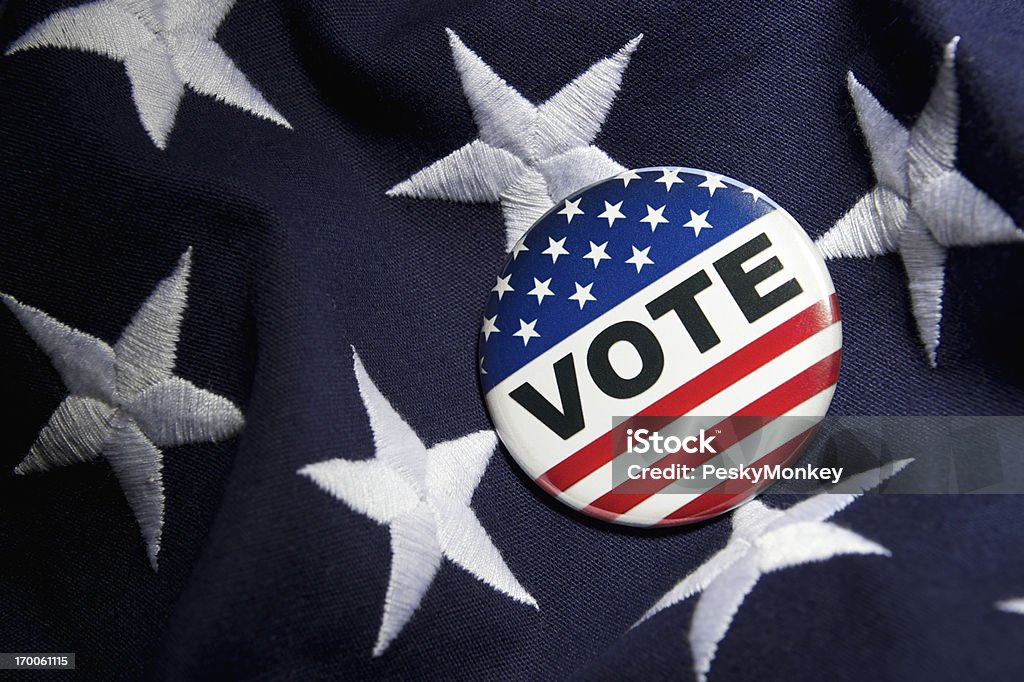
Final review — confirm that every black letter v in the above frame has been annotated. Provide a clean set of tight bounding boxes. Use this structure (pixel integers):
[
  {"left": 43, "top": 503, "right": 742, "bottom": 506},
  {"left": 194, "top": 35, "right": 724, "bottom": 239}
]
[{"left": 509, "top": 354, "right": 585, "bottom": 440}]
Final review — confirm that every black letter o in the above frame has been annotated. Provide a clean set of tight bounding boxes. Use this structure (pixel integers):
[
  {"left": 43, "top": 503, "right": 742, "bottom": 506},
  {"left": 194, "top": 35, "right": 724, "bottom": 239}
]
[{"left": 587, "top": 321, "right": 664, "bottom": 399}]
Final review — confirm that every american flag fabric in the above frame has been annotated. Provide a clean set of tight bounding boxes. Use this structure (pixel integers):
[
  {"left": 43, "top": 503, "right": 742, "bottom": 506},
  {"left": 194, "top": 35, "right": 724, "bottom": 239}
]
[{"left": 1, "top": 1, "right": 1023, "bottom": 681}]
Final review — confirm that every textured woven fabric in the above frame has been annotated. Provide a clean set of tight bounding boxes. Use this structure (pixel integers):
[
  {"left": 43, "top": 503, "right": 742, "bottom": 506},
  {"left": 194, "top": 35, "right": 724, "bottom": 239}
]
[{"left": 1, "top": 0, "right": 1023, "bottom": 679}]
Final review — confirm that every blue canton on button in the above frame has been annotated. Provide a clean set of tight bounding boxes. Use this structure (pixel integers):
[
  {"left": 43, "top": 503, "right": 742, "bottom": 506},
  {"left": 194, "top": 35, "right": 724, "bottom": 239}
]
[{"left": 479, "top": 168, "right": 776, "bottom": 392}]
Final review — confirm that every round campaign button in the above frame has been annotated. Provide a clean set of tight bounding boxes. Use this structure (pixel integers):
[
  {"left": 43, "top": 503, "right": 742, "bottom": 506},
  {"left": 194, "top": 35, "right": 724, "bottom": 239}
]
[{"left": 479, "top": 168, "right": 841, "bottom": 526}]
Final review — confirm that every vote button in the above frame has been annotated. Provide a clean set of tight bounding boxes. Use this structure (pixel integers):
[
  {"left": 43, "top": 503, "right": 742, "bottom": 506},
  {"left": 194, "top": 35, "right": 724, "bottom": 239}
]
[{"left": 479, "top": 168, "right": 841, "bottom": 526}]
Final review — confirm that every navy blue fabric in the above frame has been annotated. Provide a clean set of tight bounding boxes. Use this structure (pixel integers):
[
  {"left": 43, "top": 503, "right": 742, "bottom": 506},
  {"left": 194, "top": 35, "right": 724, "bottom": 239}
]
[{"left": 0, "top": 0, "right": 1022, "bottom": 680}]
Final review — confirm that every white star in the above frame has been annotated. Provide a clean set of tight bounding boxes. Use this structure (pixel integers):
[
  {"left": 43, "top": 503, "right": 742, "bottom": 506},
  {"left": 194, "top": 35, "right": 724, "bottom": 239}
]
[
  {"left": 584, "top": 240, "right": 612, "bottom": 268},
  {"left": 528, "top": 277, "right": 555, "bottom": 304},
  {"left": 542, "top": 237, "right": 570, "bottom": 263},
  {"left": 599, "top": 201, "right": 626, "bottom": 227},
  {"left": 640, "top": 204, "right": 669, "bottom": 231},
  {"left": 511, "top": 239, "right": 530, "bottom": 260},
  {"left": 513, "top": 319, "right": 540, "bottom": 346},
  {"left": 568, "top": 282, "right": 596, "bottom": 309},
  {"left": 997, "top": 599, "right": 1024, "bottom": 615},
  {"left": 634, "top": 462, "right": 910, "bottom": 682},
  {"left": 815, "top": 37, "right": 1024, "bottom": 366},
  {"left": 625, "top": 245, "right": 654, "bottom": 273},
  {"left": 2, "top": 249, "right": 244, "bottom": 569},
  {"left": 617, "top": 169, "right": 642, "bottom": 186},
  {"left": 558, "top": 198, "right": 584, "bottom": 223},
  {"left": 387, "top": 31, "right": 643, "bottom": 251},
  {"left": 742, "top": 186, "right": 764, "bottom": 202},
  {"left": 300, "top": 350, "right": 536, "bottom": 656},
  {"left": 492, "top": 274, "right": 514, "bottom": 300},
  {"left": 655, "top": 169, "right": 683, "bottom": 191},
  {"left": 698, "top": 173, "right": 727, "bottom": 196},
  {"left": 684, "top": 209, "right": 713, "bottom": 237},
  {"left": 5, "top": 0, "right": 291, "bottom": 149},
  {"left": 481, "top": 315, "right": 500, "bottom": 341}
]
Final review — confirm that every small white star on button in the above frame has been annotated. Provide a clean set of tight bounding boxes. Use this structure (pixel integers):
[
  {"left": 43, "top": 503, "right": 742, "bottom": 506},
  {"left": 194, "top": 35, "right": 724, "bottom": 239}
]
[
  {"left": 616, "top": 169, "right": 642, "bottom": 186},
  {"left": 542, "top": 237, "right": 570, "bottom": 263},
  {"left": 558, "top": 198, "right": 584, "bottom": 223},
  {"left": 698, "top": 173, "right": 727, "bottom": 196},
  {"left": 584, "top": 240, "right": 612, "bottom": 268},
  {"left": 568, "top": 282, "right": 597, "bottom": 310},
  {"left": 481, "top": 315, "right": 500, "bottom": 341},
  {"left": 656, "top": 169, "right": 683, "bottom": 191},
  {"left": 511, "top": 239, "right": 530, "bottom": 260},
  {"left": 513, "top": 318, "right": 540, "bottom": 346},
  {"left": 640, "top": 205, "right": 669, "bottom": 231},
  {"left": 528, "top": 277, "right": 554, "bottom": 304},
  {"left": 492, "top": 274, "right": 514, "bottom": 300},
  {"left": 626, "top": 245, "right": 654, "bottom": 273},
  {"left": 742, "top": 186, "right": 764, "bottom": 202},
  {"left": 598, "top": 201, "right": 626, "bottom": 227},
  {"left": 684, "top": 209, "right": 713, "bottom": 237}
]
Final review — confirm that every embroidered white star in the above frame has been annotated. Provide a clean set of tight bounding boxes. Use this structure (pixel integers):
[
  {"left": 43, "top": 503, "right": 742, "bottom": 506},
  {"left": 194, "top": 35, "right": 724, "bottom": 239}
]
[
  {"left": 698, "top": 173, "right": 727, "bottom": 196},
  {"left": 634, "top": 462, "right": 909, "bottom": 682},
  {"left": 5, "top": 0, "right": 291, "bottom": 149},
  {"left": 568, "top": 282, "right": 596, "bottom": 309},
  {"left": 684, "top": 209, "right": 713, "bottom": 238},
  {"left": 513, "top": 319, "right": 540, "bottom": 346},
  {"left": 558, "top": 198, "right": 585, "bottom": 223},
  {"left": 656, "top": 169, "right": 683, "bottom": 191},
  {"left": 584, "top": 240, "right": 612, "bottom": 268},
  {"left": 815, "top": 37, "right": 1024, "bottom": 366},
  {"left": 528, "top": 277, "right": 555, "bottom": 304},
  {"left": 481, "top": 315, "right": 500, "bottom": 340},
  {"left": 626, "top": 245, "right": 653, "bottom": 273},
  {"left": 492, "top": 274, "right": 514, "bottom": 299},
  {"left": 997, "top": 599, "right": 1024, "bottom": 615},
  {"left": 2, "top": 249, "right": 244, "bottom": 569},
  {"left": 640, "top": 204, "right": 669, "bottom": 231},
  {"left": 387, "top": 30, "right": 643, "bottom": 251},
  {"left": 617, "top": 169, "right": 642, "bottom": 186},
  {"left": 511, "top": 239, "right": 530, "bottom": 260},
  {"left": 300, "top": 350, "right": 536, "bottom": 656},
  {"left": 543, "top": 237, "right": 570, "bottom": 263},
  {"left": 599, "top": 201, "right": 626, "bottom": 227}
]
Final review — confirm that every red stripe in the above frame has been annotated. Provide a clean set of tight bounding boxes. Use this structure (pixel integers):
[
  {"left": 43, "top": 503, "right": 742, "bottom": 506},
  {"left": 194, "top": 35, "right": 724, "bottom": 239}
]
[
  {"left": 656, "top": 424, "right": 823, "bottom": 525},
  {"left": 537, "top": 294, "right": 839, "bottom": 493},
  {"left": 583, "top": 350, "right": 840, "bottom": 517}
]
